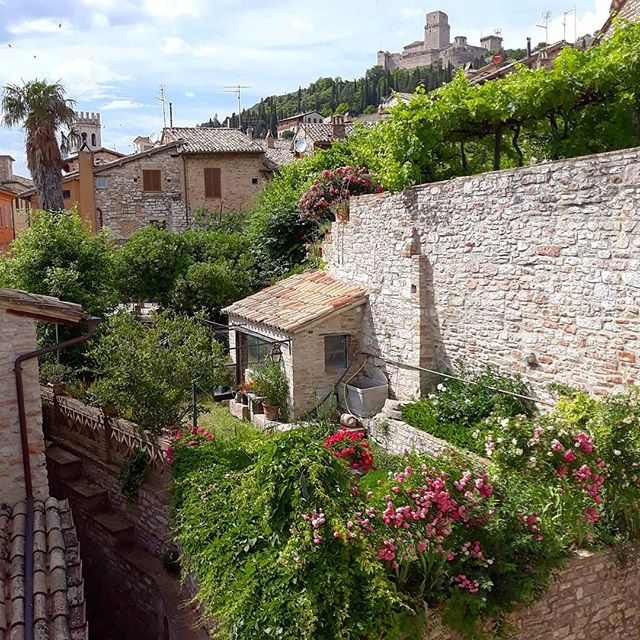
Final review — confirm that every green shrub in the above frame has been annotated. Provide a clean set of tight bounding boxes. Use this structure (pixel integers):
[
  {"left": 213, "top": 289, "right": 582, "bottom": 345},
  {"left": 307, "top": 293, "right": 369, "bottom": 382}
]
[
  {"left": 401, "top": 365, "right": 534, "bottom": 454},
  {"left": 90, "top": 311, "right": 231, "bottom": 433},
  {"left": 252, "top": 359, "right": 289, "bottom": 408},
  {"left": 119, "top": 446, "right": 151, "bottom": 504},
  {"left": 172, "top": 428, "right": 405, "bottom": 640}
]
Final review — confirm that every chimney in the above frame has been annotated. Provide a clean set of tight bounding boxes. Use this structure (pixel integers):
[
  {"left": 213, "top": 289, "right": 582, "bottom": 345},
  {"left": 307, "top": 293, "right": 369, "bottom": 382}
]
[
  {"left": 78, "top": 149, "right": 97, "bottom": 233},
  {"left": 265, "top": 130, "right": 275, "bottom": 149},
  {"left": 331, "top": 115, "right": 346, "bottom": 140},
  {"left": 527, "top": 37, "right": 532, "bottom": 57},
  {"left": 0, "top": 155, "right": 14, "bottom": 182}
]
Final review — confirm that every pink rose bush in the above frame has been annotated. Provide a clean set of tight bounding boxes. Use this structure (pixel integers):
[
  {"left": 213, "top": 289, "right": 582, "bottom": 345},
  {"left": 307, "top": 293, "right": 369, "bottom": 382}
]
[
  {"left": 165, "top": 422, "right": 216, "bottom": 465},
  {"left": 298, "top": 166, "right": 384, "bottom": 223}
]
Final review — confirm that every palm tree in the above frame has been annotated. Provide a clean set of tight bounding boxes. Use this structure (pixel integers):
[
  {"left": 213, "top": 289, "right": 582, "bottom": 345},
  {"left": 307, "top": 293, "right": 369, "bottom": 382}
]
[{"left": 1, "top": 80, "right": 76, "bottom": 211}]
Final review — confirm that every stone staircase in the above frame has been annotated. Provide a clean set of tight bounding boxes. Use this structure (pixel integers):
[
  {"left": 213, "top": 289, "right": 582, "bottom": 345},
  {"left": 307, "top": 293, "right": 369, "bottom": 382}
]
[
  {"left": 46, "top": 445, "right": 134, "bottom": 546},
  {"left": 44, "top": 444, "right": 208, "bottom": 640}
]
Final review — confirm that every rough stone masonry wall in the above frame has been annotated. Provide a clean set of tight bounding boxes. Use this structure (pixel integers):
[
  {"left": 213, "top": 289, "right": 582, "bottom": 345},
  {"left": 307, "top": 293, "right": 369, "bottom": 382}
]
[
  {"left": 96, "top": 148, "right": 188, "bottom": 242},
  {"left": 325, "top": 147, "right": 640, "bottom": 402},
  {"left": 185, "top": 153, "right": 266, "bottom": 214},
  {"left": 42, "top": 393, "right": 170, "bottom": 555},
  {"left": 0, "top": 309, "right": 48, "bottom": 504},
  {"left": 423, "top": 548, "right": 640, "bottom": 640}
]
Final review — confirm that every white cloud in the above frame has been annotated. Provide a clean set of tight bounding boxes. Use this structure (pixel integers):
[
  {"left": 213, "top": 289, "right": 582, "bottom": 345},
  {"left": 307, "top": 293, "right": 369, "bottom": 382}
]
[
  {"left": 51, "top": 60, "right": 131, "bottom": 100},
  {"left": 289, "top": 17, "right": 315, "bottom": 33},
  {"left": 92, "top": 13, "right": 110, "bottom": 29},
  {"left": 102, "top": 99, "right": 146, "bottom": 110},
  {"left": 185, "top": 91, "right": 196, "bottom": 98},
  {"left": 9, "top": 18, "right": 65, "bottom": 34},
  {"left": 142, "top": 0, "right": 204, "bottom": 19},
  {"left": 399, "top": 7, "right": 423, "bottom": 20},
  {"left": 162, "top": 36, "right": 189, "bottom": 54}
]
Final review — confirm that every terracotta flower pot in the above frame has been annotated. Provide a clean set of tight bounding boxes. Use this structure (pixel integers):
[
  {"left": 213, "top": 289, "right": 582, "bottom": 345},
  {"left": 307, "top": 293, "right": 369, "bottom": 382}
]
[{"left": 262, "top": 403, "right": 279, "bottom": 421}]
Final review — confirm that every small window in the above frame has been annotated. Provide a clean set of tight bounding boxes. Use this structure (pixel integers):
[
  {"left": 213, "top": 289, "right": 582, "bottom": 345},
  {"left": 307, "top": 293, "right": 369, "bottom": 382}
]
[
  {"left": 204, "top": 167, "right": 222, "bottom": 198},
  {"left": 62, "top": 190, "right": 71, "bottom": 199},
  {"left": 142, "top": 169, "right": 162, "bottom": 192},
  {"left": 324, "top": 335, "right": 348, "bottom": 371},
  {"left": 81, "top": 132, "right": 87, "bottom": 142},
  {"left": 96, "top": 177, "right": 107, "bottom": 189},
  {"left": 252, "top": 177, "right": 259, "bottom": 185},
  {"left": 91, "top": 133, "right": 97, "bottom": 147}
]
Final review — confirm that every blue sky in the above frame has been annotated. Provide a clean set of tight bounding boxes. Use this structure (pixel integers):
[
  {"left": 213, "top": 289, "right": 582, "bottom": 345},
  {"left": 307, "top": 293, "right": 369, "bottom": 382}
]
[{"left": 0, "top": 0, "right": 610, "bottom": 177}]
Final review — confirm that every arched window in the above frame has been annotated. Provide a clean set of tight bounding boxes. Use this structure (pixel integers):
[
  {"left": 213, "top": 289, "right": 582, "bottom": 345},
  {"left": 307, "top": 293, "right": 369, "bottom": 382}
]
[{"left": 91, "top": 133, "right": 97, "bottom": 147}]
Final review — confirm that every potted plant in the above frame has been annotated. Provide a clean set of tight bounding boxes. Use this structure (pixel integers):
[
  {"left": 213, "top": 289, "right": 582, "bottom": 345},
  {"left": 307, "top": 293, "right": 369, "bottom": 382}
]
[{"left": 253, "top": 360, "right": 289, "bottom": 421}]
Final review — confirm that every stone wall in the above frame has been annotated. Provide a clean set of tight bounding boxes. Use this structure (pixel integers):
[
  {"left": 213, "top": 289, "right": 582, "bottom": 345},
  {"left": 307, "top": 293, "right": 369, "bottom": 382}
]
[
  {"left": 96, "top": 147, "right": 188, "bottom": 242},
  {"left": 325, "top": 147, "right": 640, "bottom": 402},
  {"left": 0, "top": 308, "right": 48, "bottom": 504},
  {"left": 185, "top": 154, "right": 265, "bottom": 214},
  {"left": 423, "top": 548, "right": 640, "bottom": 640},
  {"left": 42, "top": 390, "right": 170, "bottom": 554}
]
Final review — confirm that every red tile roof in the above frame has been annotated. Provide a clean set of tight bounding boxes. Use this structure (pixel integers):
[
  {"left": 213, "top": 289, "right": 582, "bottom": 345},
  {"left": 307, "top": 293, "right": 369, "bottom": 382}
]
[{"left": 224, "top": 270, "right": 367, "bottom": 334}]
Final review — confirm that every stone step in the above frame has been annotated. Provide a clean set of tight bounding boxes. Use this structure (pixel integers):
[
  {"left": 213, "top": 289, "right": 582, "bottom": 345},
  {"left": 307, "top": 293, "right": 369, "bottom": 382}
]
[
  {"left": 91, "top": 511, "right": 135, "bottom": 547},
  {"left": 63, "top": 479, "right": 109, "bottom": 514},
  {"left": 46, "top": 446, "right": 83, "bottom": 481}
]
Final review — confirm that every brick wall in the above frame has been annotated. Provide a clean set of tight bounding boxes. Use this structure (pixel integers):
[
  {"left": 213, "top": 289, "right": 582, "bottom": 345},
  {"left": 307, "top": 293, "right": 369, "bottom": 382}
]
[
  {"left": 325, "top": 147, "right": 640, "bottom": 402},
  {"left": 96, "top": 148, "right": 188, "bottom": 242},
  {"left": 42, "top": 391, "right": 170, "bottom": 554},
  {"left": 0, "top": 308, "right": 48, "bottom": 504},
  {"left": 422, "top": 549, "right": 640, "bottom": 640},
  {"left": 184, "top": 154, "right": 265, "bottom": 214}
]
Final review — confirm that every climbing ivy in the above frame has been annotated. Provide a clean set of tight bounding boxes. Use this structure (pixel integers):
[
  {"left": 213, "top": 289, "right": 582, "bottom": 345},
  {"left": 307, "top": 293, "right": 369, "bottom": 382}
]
[{"left": 119, "top": 446, "right": 151, "bottom": 504}]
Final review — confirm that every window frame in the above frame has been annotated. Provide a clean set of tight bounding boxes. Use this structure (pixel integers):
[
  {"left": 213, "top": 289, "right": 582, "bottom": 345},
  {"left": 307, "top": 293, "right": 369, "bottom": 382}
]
[
  {"left": 204, "top": 167, "right": 222, "bottom": 198},
  {"left": 324, "top": 334, "right": 349, "bottom": 371},
  {"left": 96, "top": 177, "right": 107, "bottom": 190},
  {"left": 142, "top": 169, "right": 162, "bottom": 192}
]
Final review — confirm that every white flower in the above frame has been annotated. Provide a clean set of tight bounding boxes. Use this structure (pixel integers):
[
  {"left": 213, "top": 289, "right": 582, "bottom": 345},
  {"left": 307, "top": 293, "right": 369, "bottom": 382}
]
[
  {"left": 515, "top": 448, "right": 523, "bottom": 456},
  {"left": 437, "top": 383, "right": 446, "bottom": 392},
  {"left": 614, "top": 449, "right": 622, "bottom": 456},
  {"left": 472, "top": 430, "right": 480, "bottom": 439},
  {"left": 501, "top": 418, "right": 510, "bottom": 428},
  {"left": 512, "top": 438, "right": 518, "bottom": 446}
]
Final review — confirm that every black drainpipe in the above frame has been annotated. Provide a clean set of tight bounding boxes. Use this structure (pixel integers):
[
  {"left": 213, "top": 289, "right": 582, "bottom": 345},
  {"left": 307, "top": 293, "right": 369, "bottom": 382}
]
[{"left": 14, "top": 315, "right": 100, "bottom": 640}]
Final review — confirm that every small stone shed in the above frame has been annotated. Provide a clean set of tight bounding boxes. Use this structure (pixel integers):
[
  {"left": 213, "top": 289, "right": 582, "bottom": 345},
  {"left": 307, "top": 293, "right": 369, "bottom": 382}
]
[{"left": 224, "top": 270, "right": 368, "bottom": 419}]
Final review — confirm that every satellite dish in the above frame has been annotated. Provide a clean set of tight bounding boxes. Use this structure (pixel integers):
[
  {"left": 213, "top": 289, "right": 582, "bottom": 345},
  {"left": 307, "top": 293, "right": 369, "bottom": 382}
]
[
  {"left": 294, "top": 139, "right": 307, "bottom": 154},
  {"left": 149, "top": 131, "right": 161, "bottom": 145}
]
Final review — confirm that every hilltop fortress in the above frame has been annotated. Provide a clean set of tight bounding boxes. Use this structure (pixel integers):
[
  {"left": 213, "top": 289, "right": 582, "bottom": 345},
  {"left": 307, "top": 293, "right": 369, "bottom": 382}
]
[{"left": 377, "top": 10, "right": 502, "bottom": 71}]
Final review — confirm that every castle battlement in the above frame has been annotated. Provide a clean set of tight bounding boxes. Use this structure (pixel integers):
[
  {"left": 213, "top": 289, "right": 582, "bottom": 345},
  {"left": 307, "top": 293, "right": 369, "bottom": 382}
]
[
  {"left": 377, "top": 9, "right": 502, "bottom": 72},
  {"left": 74, "top": 111, "right": 101, "bottom": 125}
]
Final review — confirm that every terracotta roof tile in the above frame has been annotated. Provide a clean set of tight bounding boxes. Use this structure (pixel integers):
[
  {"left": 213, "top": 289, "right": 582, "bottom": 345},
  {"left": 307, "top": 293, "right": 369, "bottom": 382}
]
[
  {"left": 224, "top": 269, "right": 367, "bottom": 334},
  {"left": 162, "top": 127, "right": 264, "bottom": 154},
  {"left": 0, "top": 499, "right": 87, "bottom": 640}
]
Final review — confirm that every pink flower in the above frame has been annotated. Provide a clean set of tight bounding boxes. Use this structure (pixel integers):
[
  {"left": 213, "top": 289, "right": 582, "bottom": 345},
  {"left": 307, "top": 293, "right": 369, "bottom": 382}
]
[
  {"left": 564, "top": 449, "right": 576, "bottom": 463},
  {"left": 165, "top": 446, "right": 174, "bottom": 465},
  {"left": 585, "top": 508, "right": 599, "bottom": 523},
  {"left": 551, "top": 439, "right": 564, "bottom": 453}
]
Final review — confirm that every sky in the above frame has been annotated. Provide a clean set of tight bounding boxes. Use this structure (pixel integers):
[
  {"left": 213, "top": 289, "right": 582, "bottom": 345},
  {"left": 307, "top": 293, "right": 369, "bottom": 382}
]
[{"left": 0, "top": 0, "right": 611, "bottom": 177}]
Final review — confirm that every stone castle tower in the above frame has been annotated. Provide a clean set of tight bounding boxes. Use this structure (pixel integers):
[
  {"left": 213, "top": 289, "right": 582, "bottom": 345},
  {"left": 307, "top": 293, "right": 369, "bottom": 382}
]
[
  {"left": 67, "top": 112, "right": 102, "bottom": 155},
  {"left": 424, "top": 11, "right": 450, "bottom": 50},
  {"left": 377, "top": 9, "right": 502, "bottom": 73}
]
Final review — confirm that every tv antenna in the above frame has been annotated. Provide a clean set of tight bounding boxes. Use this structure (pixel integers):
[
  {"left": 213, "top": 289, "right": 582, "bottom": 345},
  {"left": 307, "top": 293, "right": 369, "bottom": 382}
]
[
  {"left": 155, "top": 84, "right": 167, "bottom": 128},
  {"left": 222, "top": 85, "right": 250, "bottom": 129},
  {"left": 494, "top": 28, "right": 503, "bottom": 37},
  {"left": 562, "top": 7, "right": 576, "bottom": 43},
  {"left": 537, "top": 10, "right": 552, "bottom": 46}
]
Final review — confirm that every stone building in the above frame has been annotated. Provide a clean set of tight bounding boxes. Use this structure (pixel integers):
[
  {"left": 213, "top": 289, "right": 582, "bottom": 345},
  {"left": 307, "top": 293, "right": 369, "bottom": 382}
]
[
  {"left": 277, "top": 111, "right": 324, "bottom": 138},
  {"left": 0, "top": 154, "right": 32, "bottom": 251},
  {"left": 601, "top": 0, "right": 640, "bottom": 35},
  {"left": 292, "top": 115, "right": 356, "bottom": 154},
  {"left": 0, "top": 289, "right": 89, "bottom": 639},
  {"left": 377, "top": 10, "right": 500, "bottom": 72},
  {"left": 65, "top": 111, "right": 102, "bottom": 155},
  {"left": 224, "top": 270, "right": 367, "bottom": 419},
  {"left": 21, "top": 127, "right": 279, "bottom": 243}
]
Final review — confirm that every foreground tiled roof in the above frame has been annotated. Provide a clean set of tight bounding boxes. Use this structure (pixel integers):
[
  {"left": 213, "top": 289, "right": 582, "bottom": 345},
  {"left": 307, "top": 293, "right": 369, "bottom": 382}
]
[
  {"left": 0, "top": 498, "right": 87, "bottom": 640},
  {"left": 0, "top": 289, "right": 85, "bottom": 324},
  {"left": 162, "top": 127, "right": 264, "bottom": 154},
  {"left": 224, "top": 269, "right": 367, "bottom": 334}
]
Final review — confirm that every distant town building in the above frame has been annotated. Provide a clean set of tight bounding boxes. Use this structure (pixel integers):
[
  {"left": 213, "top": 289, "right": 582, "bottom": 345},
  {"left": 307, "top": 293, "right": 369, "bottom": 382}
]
[
  {"left": 291, "top": 115, "right": 356, "bottom": 154},
  {"left": 0, "top": 155, "right": 32, "bottom": 252},
  {"left": 377, "top": 10, "right": 501, "bottom": 72},
  {"left": 277, "top": 111, "right": 324, "bottom": 138},
  {"left": 133, "top": 136, "right": 155, "bottom": 154}
]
